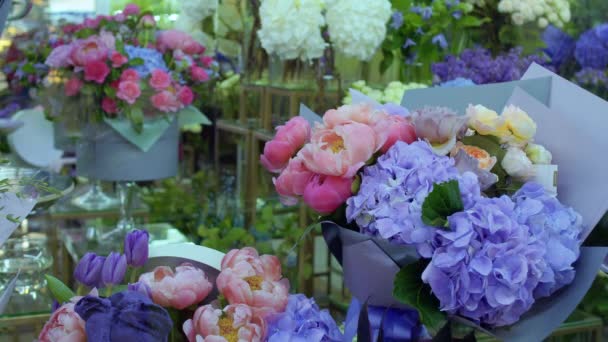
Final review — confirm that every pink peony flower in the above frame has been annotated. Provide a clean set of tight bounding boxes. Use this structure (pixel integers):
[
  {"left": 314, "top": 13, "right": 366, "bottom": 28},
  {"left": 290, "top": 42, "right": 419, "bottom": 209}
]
[
  {"left": 123, "top": 3, "right": 140, "bottom": 16},
  {"left": 149, "top": 69, "right": 172, "bottom": 90},
  {"left": 260, "top": 117, "right": 311, "bottom": 173},
  {"left": 151, "top": 90, "right": 182, "bottom": 112},
  {"left": 190, "top": 66, "right": 209, "bottom": 82},
  {"left": 177, "top": 86, "right": 194, "bottom": 106},
  {"left": 120, "top": 69, "right": 139, "bottom": 82},
  {"left": 98, "top": 31, "right": 116, "bottom": 51},
  {"left": 64, "top": 77, "right": 83, "bottom": 97},
  {"left": 376, "top": 115, "right": 417, "bottom": 153},
  {"left": 139, "top": 263, "right": 213, "bottom": 310},
  {"left": 116, "top": 81, "right": 141, "bottom": 105},
  {"left": 45, "top": 44, "right": 74, "bottom": 68},
  {"left": 182, "top": 40, "right": 205, "bottom": 56},
  {"left": 70, "top": 36, "right": 110, "bottom": 67},
  {"left": 216, "top": 248, "right": 289, "bottom": 318},
  {"left": 141, "top": 15, "right": 156, "bottom": 28},
  {"left": 110, "top": 51, "right": 128, "bottom": 67},
  {"left": 38, "top": 302, "right": 86, "bottom": 342},
  {"left": 299, "top": 122, "right": 376, "bottom": 178},
  {"left": 273, "top": 157, "right": 314, "bottom": 206},
  {"left": 200, "top": 56, "right": 214, "bottom": 68},
  {"left": 183, "top": 304, "right": 265, "bottom": 342},
  {"left": 157, "top": 30, "right": 204, "bottom": 55},
  {"left": 83, "top": 17, "right": 101, "bottom": 29},
  {"left": 84, "top": 60, "right": 110, "bottom": 84},
  {"left": 323, "top": 103, "right": 390, "bottom": 150},
  {"left": 102, "top": 97, "right": 118, "bottom": 114},
  {"left": 303, "top": 174, "right": 353, "bottom": 214}
]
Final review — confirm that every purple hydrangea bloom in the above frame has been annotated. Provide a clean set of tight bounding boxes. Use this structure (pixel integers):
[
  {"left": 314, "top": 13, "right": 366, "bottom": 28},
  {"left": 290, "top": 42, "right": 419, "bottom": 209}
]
[
  {"left": 542, "top": 25, "right": 575, "bottom": 68},
  {"left": 574, "top": 24, "right": 608, "bottom": 69},
  {"left": 422, "top": 196, "right": 547, "bottom": 327},
  {"left": 346, "top": 141, "right": 480, "bottom": 257},
  {"left": 512, "top": 182, "right": 583, "bottom": 298},
  {"left": 267, "top": 294, "right": 343, "bottom": 342},
  {"left": 574, "top": 67, "right": 608, "bottom": 87}
]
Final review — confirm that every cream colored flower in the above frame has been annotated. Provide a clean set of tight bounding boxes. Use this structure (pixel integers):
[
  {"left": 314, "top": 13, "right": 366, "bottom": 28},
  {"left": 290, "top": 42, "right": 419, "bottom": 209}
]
[
  {"left": 525, "top": 143, "right": 552, "bottom": 164},
  {"left": 501, "top": 105, "right": 537, "bottom": 145},
  {"left": 502, "top": 147, "right": 535, "bottom": 179},
  {"left": 466, "top": 104, "right": 509, "bottom": 138}
]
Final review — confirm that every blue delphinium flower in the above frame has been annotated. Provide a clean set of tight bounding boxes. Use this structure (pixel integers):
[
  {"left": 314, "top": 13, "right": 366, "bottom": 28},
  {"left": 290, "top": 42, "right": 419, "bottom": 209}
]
[
  {"left": 542, "top": 25, "right": 575, "bottom": 68},
  {"left": 266, "top": 294, "right": 343, "bottom": 342},
  {"left": 124, "top": 45, "right": 169, "bottom": 78},
  {"left": 432, "top": 34, "right": 448, "bottom": 50},
  {"left": 574, "top": 24, "right": 608, "bottom": 69},
  {"left": 346, "top": 141, "right": 480, "bottom": 258},
  {"left": 390, "top": 11, "right": 404, "bottom": 30}
]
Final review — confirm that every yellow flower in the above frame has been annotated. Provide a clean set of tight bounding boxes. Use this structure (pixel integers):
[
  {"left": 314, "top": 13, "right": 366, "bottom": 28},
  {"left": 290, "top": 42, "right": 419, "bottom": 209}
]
[
  {"left": 466, "top": 104, "right": 510, "bottom": 138},
  {"left": 501, "top": 105, "right": 537, "bottom": 145}
]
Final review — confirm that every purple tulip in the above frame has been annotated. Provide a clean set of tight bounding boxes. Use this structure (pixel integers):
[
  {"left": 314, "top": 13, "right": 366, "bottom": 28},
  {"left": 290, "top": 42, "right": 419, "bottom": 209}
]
[
  {"left": 101, "top": 252, "right": 127, "bottom": 286},
  {"left": 124, "top": 230, "right": 149, "bottom": 267},
  {"left": 74, "top": 253, "right": 105, "bottom": 288},
  {"left": 128, "top": 282, "right": 152, "bottom": 299}
]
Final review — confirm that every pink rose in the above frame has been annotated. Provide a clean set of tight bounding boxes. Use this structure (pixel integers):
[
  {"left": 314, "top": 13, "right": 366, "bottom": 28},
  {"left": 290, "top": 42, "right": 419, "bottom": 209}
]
[
  {"left": 70, "top": 36, "right": 110, "bottom": 67},
  {"left": 299, "top": 122, "right": 376, "bottom": 178},
  {"left": 183, "top": 304, "right": 265, "bottom": 342},
  {"left": 190, "top": 66, "right": 209, "bottom": 82},
  {"left": 102, "top": 97, "right": 118, "bottom": 114},
  {"left": 123, "top": 3, "right": 140, "bottom": 16},
  {"left": 110, "top": 51, "right": 128, "bottom": 67},
  {"left": 376, "top": 115, "right": 417, "bottom": 153},
  {"left": 141, "top": 15, "right": 156, "bottom": 28},
  {"left": 120, "top": 69, "right": 139, "bottom": 82},
  {"left": 182, "top": 40, "right": 205, "bottom": 55},
  {"left": 303, "top": 174, "right": 353, "bottom": 214},
  {"left": 157, "top": 30, "right": 203, "bottom": 55},
  {"left": 200, "top": 56, "right": 214, "bottom": 68},
  {"left": 139, "top": 263, "right": 213, "bottom": 310},
  {"left": 151, "top": 90, "right": 182, "bottom": 112},
  {"left": 273, "top": 157, "right": 314, "bottom": 205},
  {"left": 216, "top": 248, "right": 288, "bottom": 318},
  {"left": 177, "top": 86, "right": 194, "bottom": 106},
  {"left": 64, "top": 77, "right": 83, "bottom": 97},
  {"left": 149, "top": 69, "right": 172, "bottom": 90},
  {"left": 116, "top": 81, "right": 141, "bottom": 105},
  {"left": 84, "top": 60, "right": 110, "bottom": 84},
  {"left": 45, "top": 44, "right": 74, "bottom": 68},
  {"left": 38, "top": 302, "right": 86, "bottom": 342},
  {"left": 260, "top": 117, "right": 311, "bottom": 173}
]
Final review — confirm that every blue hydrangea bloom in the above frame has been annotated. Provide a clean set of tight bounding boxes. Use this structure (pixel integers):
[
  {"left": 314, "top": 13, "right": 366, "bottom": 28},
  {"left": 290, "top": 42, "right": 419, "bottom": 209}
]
[
  {"left": 512, "top": 182, "right": 583, "bottom": 298},
  {"left": 574, "top": 24, "right": 608, "bottom": 69},
  {"left": 542, "top": 25, "right": 575, "bottom": 68},
  {"left": 346, "top": 140, "right": 480, "bottom": 258},
  {"left": 266, "top": 294, "right": 343, "bottom": 342},
  {"left": 439, "top": 77, "right": 476, "bottom": 87},
  {"left": 124, "top": 45, "right": 169, "bottom": 78}
]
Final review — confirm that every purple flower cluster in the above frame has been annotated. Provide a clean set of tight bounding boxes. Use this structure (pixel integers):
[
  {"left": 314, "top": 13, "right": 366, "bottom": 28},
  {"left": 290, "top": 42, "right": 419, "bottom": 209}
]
[
  {"left": 574, "top": 68, "right": 608, "bottom": 88},
  {"left": 512, "top": 183, "right": 583, "bottom": 298},
  {"left": 266, "top": 294, "right": 343, "bottom": 342},
  {"left": 346, "top": 141, "right": 480, "bottom": 258},
  {"left": 432, "top": 47, "right": 551, "bottom": 85},
  {"left": 542, "top": 25, "right": 575, "bottom": 68},
  {"left": 574, "top": 24, "right": 608, "bottom": 69}
]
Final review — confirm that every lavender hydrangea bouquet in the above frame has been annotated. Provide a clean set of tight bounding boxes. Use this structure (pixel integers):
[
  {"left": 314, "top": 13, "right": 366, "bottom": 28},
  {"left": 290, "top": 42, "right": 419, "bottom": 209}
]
[{"left": 262, "top": 64, "right": 608, "bottom": 340}]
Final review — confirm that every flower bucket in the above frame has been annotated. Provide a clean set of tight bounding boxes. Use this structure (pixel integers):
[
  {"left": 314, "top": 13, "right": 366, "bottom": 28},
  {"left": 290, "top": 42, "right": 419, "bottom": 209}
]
[{"left": 76, "top": 119, "right": 178, "bottom": 181}]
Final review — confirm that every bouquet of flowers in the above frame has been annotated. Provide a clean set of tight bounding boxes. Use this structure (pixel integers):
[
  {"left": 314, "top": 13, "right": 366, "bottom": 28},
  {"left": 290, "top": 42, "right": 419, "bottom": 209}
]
[
  {"left": 39, "top": 229, "right": 343, "bottom": 341},
  {"left": 43, "top": 3, "right": 213, "bottom": 135},
  {"left": 261, "top": 64, "right": 608, "bottom": 340}
]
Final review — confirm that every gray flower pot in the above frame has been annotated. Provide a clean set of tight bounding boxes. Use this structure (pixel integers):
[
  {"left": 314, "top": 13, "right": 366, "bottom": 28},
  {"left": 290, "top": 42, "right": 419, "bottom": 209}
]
[{"left": 76, "top": 120, "right": 178, "bottom": 181}]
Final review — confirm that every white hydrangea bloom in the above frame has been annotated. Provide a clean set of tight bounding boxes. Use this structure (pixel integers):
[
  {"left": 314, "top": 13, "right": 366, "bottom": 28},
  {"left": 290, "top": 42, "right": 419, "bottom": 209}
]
[
  {"left": 496, "top": 0, "right": 570, "bottom": 28},
  {"left": 180, "top": 0, "right": 219, "bottom": 22},
  {"left": 257, "top": 0, "right": 327, "bottom": 61},
  {"left": 326, "top": 0, "right": 392, "bottom": 61}
]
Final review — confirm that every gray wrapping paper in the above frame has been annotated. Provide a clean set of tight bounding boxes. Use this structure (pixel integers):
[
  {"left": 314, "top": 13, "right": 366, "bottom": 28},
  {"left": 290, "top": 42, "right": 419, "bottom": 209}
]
[{"left": 76, "top": 119, "right": 178, "bottom": 181}]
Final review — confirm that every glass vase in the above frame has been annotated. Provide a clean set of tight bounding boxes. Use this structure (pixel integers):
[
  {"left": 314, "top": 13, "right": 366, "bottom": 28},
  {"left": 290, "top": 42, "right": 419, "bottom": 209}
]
[
  {"left": 99, "top": 181, "right": 137, "bottom": 244},
  {"left": 71, "top": 179, "right": 118, "bottom": 211}
]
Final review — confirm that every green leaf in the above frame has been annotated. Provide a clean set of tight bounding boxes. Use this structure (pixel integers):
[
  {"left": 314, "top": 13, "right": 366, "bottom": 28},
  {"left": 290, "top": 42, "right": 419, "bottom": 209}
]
[
  {"left": 115, "top": 39, "right": 125, "bottom": 55},
  {"left": 129, "top": 57, "right": 144, "bottom": 66},
  {"left": 391, "top": 0, "right": 412, "bottom": 12},
  {"left": 129, "top": 107, "right": 144, "bottom": 134},
  {"left": 393, "top": 261, "right": 445, "bottom": 333},
  {"left": 380, "top": 51, "right": 395, "bottom": 75},
  {"left": 421, "top": 180, "right": 463, "bottom": 227},
  {"left": 458, "top": 16, "right": 486, "bottom": 28},
  {"left": 45, "top": 274, "right": 75, "bottom": 303},
  {"left": 177, "top": 105, "right": 212, "bottom": 127},
  {"left": 22, "top": 63, "right": 36, "bottom": 74}
]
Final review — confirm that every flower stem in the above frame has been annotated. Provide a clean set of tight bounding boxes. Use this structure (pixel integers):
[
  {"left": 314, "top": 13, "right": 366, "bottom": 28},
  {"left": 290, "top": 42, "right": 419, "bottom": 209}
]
[
  {"left": 129, "top": 267, "right": 140, "bottom": 284},
  {"left": 105, "top": 285, "right": 113, "bottom": 297}
]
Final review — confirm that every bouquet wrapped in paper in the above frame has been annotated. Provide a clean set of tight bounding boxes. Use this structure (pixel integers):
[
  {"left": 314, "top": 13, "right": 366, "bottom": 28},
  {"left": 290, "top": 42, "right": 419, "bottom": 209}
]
[{"left": 261, "top": 64, "right": 608, "bottom": 340}]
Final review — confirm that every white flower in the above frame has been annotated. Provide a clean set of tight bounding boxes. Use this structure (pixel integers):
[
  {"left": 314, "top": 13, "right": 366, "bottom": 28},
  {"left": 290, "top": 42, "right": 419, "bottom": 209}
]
[
  {"left": 326, "top": 0, "right": 391, "bottom": 61},
  {"left": 525, "top": 143, "right": 552, "bottom": 164},
  {"left": 502, "top": 147, "right": 535, "bottom": 179},
  {"left": 257, "top": 0, "right": 327, "bottom": 61},
  {"left": 179, "top": 0, "right": 218, "bottom": 22},
  {"left": 490, "top": 0, "right": 571, "bottom": 27}
]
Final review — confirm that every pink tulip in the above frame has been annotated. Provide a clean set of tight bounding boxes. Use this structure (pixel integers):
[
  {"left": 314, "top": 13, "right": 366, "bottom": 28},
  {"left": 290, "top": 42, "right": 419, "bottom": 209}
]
[
  {"left": 376, "top": 115, "right": 417, "bottom": 153},
  {"left": 64, "top": 77, "right": 83, "bottom": 97},
  {"left": 116, "top": 81, "right": 141, "bottom": 105},
  {"left": 303, "top": 174, "right": 353, "bottom": 214},
  {"left": 299, "top": 122, "right": 376, "bottom": 178},
  {"left": 38, "top": 302, "right": 86, "bottom": 342},
  {"left": 83, "top": 60, "right": 110, "bottom": 84},
  {"left": 260, "top": 117, "right": 311, "bottom": 173},
  {"left": 149, "top": 69, "right": 172, "bottom": 90},
  {"left": 138, "top": 263, "right": 212, "bottom": 310},
  {"left": 120, "top": 69, "right": 139, "bottom": 82},
  {"left": 183, "top": 304, "right": 265, "bottom": 342},
  {"left": 123, "top": 3, "right": 140, "bottom": 16},
  {"left": 151, "top": 90, "right": 182, "bottom": 112},
  {"left": 273, "top": 157, "right": 314, "bottom": 205}
]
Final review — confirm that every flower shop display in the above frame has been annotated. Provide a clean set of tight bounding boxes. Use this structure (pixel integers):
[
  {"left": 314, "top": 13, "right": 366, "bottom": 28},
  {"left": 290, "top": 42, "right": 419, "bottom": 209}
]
[
  {"left": 261, "top": 64, "right": 608, "bottom": 340},
  {"left": 39, "top": 229, "right": 343, "bottom": 342}
]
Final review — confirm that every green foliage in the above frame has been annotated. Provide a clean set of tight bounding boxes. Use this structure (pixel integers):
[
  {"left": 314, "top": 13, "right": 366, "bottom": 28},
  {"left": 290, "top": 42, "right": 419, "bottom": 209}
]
[
  {"left": 578, "top": 272, "right": 608, "bottom": 322},
  {"left": 45, "top": 274, "right": 75, "bottom": 304},
  {"left": 422, "top": 180, "right": 464, "bottom": 227},
  {"left": 198, "top": 217, "right": 256, "bottom": 252}
]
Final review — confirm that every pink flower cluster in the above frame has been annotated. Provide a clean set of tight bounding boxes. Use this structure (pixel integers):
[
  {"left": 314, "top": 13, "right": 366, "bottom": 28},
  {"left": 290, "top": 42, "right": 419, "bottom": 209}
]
[
  {"left": 261, "top": 104, "right": 417, "bottom": 214},
  {"left": 38, "top": 289, "right": 99, "bottom": 342}
]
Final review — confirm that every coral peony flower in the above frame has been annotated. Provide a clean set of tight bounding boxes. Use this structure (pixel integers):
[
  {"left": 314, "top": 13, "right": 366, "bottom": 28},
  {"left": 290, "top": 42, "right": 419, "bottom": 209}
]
[
  {"left": 299, "top": 122, "right": 376, "bottom": 178},
  {"left": 64, "top": 77, "right": 83, "bottom": 97},
  {"left": 102, "top": 97, "right": 118, "bottom": 114},
  {"left": 84, "top": 60, "right": 110, "bottom": 84},
  {"left": 183, "top": 304, "right": 266, "bottom": 342},
  {"left": 149, "top": 69, "right": 172, "bottom": 90},
  {"left": 260, "top": 117, "right": 311, "bottom": 173},
  {"left": 110, "top": 51, "right": 128, "bottom": 67},
  {"left": 150, "top": 90, "right": 181, "bottom": 112},
  {"left": 177, "top": 86, "right": 194, "bottom": 106},
  {"left": 190, "top": 65, "right": 209, "bottom": 82},
  {"left": 123, "top": 3, "right": 140, "bottom": 16},
  {"left": 450, "top": 142, "right": 497, "bottom": 171},
  {"left": 273, "top": 157, "right": 314, "bottom": 205},
  {"left": 116, "top": 81, "right": 141, "bottom": 105},
  {"left": 157, "top": 30, "right": 204, "bottom": 55},
  {"left": 38, "top": 302, "right": 86, "bottom": 342},
  {"left": 375, "top": 114, "right": 417, "bottom": 153},
  {"left": 70, "top": 36, "right": 110, "bottom": 67},
  {"left": 303, "top": 174, "right": 353, "bottom": 214},
  {"left": 120, "top": 69, "right": 140, "bottom": 82},
  {"left": 138, "top": 263, "right": 213, "bottom": 310},
  {"left": 322, "top": 103, "right": 389, "bottom": 150}
]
